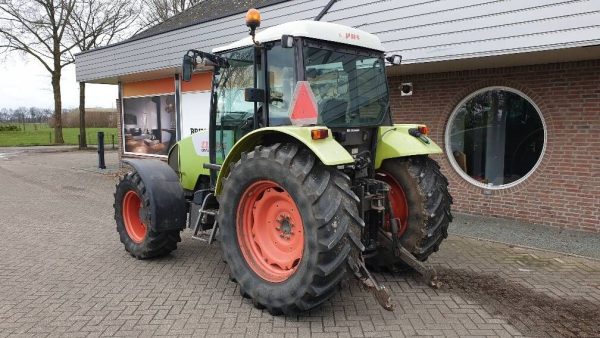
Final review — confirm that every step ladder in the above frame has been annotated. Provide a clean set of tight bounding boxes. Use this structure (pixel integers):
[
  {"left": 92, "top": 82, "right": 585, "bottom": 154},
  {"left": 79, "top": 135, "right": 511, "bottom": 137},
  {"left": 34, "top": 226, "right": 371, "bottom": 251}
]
[{"left": 191, "top": 193, "right": 219, "bottom": 244}]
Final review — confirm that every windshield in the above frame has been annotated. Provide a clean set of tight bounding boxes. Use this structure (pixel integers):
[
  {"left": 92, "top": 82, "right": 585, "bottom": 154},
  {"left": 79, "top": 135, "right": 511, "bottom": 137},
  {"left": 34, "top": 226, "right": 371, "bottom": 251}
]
[{"left": 303, "top": 45, "right": 389, "bottom": 127}]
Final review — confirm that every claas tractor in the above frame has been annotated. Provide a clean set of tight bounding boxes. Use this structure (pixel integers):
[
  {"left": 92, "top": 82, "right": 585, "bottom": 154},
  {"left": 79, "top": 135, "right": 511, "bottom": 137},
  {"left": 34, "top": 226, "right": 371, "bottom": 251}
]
[{"left": 113, "top": 9, "right": 452, "bottom": 315}]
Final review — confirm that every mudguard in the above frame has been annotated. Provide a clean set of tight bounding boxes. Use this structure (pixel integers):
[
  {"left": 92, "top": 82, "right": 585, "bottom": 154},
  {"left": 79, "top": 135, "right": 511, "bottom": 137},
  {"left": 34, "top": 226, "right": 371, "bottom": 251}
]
[
  {"left": 374, "top": 124, "right": 443, "bottom": 169},
  {"left": 215, "top": 126, "right": 354, "bottom": 195},
  {"left": 122, "top": 159, "right": 187, "bottom": 231}
]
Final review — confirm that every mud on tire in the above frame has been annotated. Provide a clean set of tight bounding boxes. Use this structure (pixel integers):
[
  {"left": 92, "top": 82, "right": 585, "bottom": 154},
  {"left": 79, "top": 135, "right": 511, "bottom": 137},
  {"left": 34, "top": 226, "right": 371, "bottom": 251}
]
[
  {"left": 370, "top": 156, "right": 452, "bottom": 269},
  {"left": 114, "top": 172, "right": 181, "bottom": 259},
  {"left": 218, "top": 143, "right": 364, "bottom": 315}
]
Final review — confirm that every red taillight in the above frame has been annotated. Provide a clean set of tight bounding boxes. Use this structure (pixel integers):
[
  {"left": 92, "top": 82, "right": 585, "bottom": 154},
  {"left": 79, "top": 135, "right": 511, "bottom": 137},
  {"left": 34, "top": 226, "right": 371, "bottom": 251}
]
[
  {"left": 289, "top": 81, "right": 318, "bottom": 126},
  {"left": 418, "top": 125, "right": 430, "bottom": 135},
  {"left": 311, "top": 129, "right": 329, "bottom": 140}
]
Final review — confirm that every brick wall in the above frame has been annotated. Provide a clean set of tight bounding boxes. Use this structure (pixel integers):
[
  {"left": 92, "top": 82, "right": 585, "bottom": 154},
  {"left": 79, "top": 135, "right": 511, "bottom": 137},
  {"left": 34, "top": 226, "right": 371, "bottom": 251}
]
[{"left": 389, "top": 60, "right": 600, "bottom": 232}]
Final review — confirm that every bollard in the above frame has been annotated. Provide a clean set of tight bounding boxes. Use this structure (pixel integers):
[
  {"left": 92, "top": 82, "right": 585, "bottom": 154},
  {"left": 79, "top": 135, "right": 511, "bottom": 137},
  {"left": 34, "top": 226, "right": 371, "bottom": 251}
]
[
  {"left": 49, "top": 131, "right": 52, "bottom": 144},
  {"left": 97, "top": 131, "right": 106, "bottom": 169},
  {"left": 111, "top": 134, "right": 115, "bottom": 150}
]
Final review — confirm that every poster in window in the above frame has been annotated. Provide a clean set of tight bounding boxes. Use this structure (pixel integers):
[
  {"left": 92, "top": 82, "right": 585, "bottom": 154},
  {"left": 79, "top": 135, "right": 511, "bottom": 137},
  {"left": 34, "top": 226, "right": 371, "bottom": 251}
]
[{"left": 122, "top": 95, "right": 176, "bottom": 156}]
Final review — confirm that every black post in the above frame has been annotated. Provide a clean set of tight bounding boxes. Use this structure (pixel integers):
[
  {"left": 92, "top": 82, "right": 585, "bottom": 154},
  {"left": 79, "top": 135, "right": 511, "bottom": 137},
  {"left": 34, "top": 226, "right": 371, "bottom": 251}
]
[
  {"left": 111, "top": 134, "right": 115, "bottom": 150},
  {"left": 78, "top": 134, "right": 81, "bottom": 150},
  {"left": 97, "top": 131, "right": 106, "bottom": 169}
]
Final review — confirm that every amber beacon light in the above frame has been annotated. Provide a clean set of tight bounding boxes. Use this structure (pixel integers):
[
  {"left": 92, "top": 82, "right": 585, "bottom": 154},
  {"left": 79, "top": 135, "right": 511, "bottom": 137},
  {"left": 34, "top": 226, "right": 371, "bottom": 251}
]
[{"left": 246, "top": 8, "right": 261, "bottom": 30}]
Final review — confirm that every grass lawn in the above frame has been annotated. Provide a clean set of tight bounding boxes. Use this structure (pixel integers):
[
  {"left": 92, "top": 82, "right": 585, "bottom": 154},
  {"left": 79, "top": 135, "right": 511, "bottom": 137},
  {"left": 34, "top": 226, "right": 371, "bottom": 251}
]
[{"left": 0, "top": 124, "right": 119, "bottom": 147}]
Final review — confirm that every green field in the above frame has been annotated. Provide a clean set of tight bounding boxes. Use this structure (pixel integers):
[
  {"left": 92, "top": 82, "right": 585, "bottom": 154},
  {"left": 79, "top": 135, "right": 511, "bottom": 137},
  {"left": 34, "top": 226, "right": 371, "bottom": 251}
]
[{"left": 0, "top": 124, "right": 118, "bottom": 147}]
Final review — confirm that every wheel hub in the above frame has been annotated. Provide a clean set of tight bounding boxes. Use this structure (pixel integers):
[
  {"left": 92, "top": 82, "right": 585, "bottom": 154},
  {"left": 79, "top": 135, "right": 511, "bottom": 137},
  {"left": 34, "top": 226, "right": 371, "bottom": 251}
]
[
  {"left": 237, "top": 181, "right": 305, "bottom": 283},
  {"left": 276, "top": 215, "right": 294, "bottom": 239},
  {"left": 122, "top": 190, "right": 148, "bottom": 243},
  {"left": 377, "top": 171, "right": 408, "bottom": 237}
]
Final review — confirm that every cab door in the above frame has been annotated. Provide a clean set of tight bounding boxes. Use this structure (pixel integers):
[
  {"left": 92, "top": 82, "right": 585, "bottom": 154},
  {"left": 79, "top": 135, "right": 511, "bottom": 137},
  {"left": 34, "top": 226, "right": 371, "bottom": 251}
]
[{"left": 213, "top": 47, "right": 264, "bottom": 162}]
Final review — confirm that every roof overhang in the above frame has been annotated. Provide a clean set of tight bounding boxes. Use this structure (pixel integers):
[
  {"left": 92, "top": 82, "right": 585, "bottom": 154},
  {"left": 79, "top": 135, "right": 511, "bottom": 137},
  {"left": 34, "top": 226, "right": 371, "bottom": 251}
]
[{"left": 387, "top": 44, "right": 600, "bottom": 76}]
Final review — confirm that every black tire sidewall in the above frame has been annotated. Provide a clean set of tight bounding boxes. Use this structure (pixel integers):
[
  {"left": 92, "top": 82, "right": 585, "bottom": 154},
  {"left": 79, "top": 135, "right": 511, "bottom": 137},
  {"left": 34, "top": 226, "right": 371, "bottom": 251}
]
[
  {"left": 114, "top": 174, "right": 150, "bottom": 257},
  {"left": 379, "top": 159, "right": 426, "bottom": 252}
]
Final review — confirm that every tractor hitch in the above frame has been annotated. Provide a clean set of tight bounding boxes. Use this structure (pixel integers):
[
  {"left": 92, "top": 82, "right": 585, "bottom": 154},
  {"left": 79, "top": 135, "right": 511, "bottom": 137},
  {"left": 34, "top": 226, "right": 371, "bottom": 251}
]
[
  {"left": 348, "top": 256, "right": 394, "bottom": 311},
  {"left": 396, "top": 246, "right": 440, "bottom": 288}
]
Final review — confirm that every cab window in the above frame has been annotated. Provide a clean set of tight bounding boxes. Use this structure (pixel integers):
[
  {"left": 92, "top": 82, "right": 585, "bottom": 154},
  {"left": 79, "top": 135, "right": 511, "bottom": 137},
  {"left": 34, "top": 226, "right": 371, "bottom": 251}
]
[{"left": 267, "top": 44, "right": 295, "bottom": 126}]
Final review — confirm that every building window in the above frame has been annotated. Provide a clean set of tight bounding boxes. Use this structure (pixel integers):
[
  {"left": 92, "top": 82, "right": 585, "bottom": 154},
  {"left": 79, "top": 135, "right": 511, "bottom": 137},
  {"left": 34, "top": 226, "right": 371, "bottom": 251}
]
[{"left": 446, "top": 87, "right": 546, "bottom": 189}]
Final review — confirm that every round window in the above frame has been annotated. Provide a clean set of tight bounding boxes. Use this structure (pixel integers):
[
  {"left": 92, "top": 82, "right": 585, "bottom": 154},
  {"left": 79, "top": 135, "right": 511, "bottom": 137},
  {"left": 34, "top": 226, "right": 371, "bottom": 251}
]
[{"left": 446, "top": 87, "right": 546, "bottom": 189}]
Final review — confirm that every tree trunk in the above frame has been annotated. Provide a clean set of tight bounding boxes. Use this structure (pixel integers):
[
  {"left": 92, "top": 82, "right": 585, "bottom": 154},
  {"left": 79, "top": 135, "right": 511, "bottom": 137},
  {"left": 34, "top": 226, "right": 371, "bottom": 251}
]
[
  {"left": 51, "top": 71, "right": 64, "bottom": 144},
  {"left": 79, "top": 81, "right": 87, "bottom": 148}
]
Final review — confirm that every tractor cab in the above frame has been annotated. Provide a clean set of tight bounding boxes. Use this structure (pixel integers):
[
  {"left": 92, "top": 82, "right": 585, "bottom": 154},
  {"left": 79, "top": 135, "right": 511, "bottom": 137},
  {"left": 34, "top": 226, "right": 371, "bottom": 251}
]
[{"left": 182, "top": 18, "right": 401, "bottom": 172}]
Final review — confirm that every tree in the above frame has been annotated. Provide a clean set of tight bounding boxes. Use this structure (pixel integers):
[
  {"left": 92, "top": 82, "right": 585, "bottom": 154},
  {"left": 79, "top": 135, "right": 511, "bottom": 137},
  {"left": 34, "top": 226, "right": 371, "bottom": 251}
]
[
  {"left": 0, "top": 0, "right": 80, "bottom": 144},
  {"left": 67, "top": 0, "right": 138, "bottom": 148},
  {"left": 141, "top": 0, "right": 200, "bottom": 26}
]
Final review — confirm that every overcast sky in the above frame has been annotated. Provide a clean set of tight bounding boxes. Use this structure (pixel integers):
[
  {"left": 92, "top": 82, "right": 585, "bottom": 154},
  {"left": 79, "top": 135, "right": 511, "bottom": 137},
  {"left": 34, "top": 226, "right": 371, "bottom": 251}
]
[{"left": 0, "top": 54, "right": 118, "bottom": 110}]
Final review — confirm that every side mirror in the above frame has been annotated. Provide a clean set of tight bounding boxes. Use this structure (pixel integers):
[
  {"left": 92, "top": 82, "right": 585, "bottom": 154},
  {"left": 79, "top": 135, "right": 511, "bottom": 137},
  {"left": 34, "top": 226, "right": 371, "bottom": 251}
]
[
  {"left": 182, "top": 54, "right": 195, "bottom": 82},
  {"left": 386, "top": 54, "right": 402, "bottom": 65},
  {"left": 281, "top": 35, "right": 294, "bottom": 48},
  {"left": 244, "top": 88, "right": 265, "bottom": 102}
]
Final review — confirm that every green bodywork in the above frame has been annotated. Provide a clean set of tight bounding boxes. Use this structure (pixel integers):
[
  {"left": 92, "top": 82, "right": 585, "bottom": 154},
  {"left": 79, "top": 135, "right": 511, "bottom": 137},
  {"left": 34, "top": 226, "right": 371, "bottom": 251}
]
[
  {"left": 171, "top": 124, "right": 442, "bottom": 194},
  {"left": 374, "top": 124, "right": 442, "bottom": 169},
  {"left": 214, "top": 126, "right": 354, "bottom": 195},
  {"left": 170, "top": 133, "right": 211, "bottom": 190}
]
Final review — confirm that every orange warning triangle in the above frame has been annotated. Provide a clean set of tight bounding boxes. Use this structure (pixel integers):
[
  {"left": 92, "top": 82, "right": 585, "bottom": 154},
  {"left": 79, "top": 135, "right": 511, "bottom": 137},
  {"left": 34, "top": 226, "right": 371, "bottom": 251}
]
[{"left": 289, "top": 81, "right": 318, "bottom": 126}]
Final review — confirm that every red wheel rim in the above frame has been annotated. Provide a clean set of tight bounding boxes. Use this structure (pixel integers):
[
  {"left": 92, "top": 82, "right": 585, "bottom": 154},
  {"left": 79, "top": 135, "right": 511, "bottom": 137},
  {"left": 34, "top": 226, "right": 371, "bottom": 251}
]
[
  {"left": 236, "top": 180, "right": 304, "bottom": 283},
  {"left": 377, "top": 171, "right": 408, "bottom": 237},
  {"left": 122, "top": 190, "right": 147, "bottom": 243}
]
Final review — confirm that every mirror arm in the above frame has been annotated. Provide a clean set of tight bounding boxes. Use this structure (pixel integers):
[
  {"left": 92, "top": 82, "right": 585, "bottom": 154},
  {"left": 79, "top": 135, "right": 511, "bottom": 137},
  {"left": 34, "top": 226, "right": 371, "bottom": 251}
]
[{"left": 186, "top": 49, "right": 230, "bottom": 68}]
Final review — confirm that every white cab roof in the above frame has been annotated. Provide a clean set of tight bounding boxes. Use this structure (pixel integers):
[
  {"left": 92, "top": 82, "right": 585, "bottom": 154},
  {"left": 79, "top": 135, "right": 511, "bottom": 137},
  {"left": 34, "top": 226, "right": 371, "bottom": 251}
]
[{"left": 213, "top": 20, "right": 384, "bottom": 53}]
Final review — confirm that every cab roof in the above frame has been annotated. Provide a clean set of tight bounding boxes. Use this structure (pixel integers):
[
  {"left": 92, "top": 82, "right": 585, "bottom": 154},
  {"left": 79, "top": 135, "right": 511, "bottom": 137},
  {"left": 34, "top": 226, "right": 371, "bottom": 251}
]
[{"left": 212, "top": 20, "right": 385, "bottom": 53}]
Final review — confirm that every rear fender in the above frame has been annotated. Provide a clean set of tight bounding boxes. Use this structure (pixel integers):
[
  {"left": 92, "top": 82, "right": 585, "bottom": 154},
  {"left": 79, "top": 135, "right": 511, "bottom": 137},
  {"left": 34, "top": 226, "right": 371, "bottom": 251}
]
[
  {"left": 215, "top": 126, "right": 354, "bottom": 195},
  {"left": 374, "top": 124, "right": 443, "bottom": 169},
  {"left": 122, "top": 159, "right": 187, "bottom": 231}
]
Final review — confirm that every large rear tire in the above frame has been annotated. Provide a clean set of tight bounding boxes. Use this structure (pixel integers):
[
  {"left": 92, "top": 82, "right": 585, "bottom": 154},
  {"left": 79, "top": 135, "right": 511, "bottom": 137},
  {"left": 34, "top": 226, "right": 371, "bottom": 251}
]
[
  {"left": 114, "top": 172, "right": 181, "bottom": 259},
  {"left": 218, "top": 143, "right": 364, "bottom": 315},
  {"left": 369, "top": 156, "right": 452, "bottom": 269}
]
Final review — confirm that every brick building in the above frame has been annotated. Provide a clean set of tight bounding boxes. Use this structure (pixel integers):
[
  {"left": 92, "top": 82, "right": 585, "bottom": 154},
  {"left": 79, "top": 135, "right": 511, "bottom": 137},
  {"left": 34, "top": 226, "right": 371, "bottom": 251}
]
[{"left": 75, "top": 0, "right": 600, "bottom": 231}]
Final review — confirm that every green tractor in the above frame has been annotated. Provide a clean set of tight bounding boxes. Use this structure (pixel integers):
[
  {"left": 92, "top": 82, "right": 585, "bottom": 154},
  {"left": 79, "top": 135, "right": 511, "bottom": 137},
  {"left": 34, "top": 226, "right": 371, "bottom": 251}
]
[{"left": 114, "top": 9, "right": 452, "bottom": 314}]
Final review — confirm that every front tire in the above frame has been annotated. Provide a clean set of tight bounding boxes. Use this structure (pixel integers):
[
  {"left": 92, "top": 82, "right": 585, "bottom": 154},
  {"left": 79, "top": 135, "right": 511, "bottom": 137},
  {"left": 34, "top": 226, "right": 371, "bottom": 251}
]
[
  {"left": 114, "top": 172, "right": 181, "bottom": 259},
  {"left": 370, "top": 156, "right": 452, "bottom": 269},
  {"left": 218, "top": 143, "right": 364, "bottom": 314}
]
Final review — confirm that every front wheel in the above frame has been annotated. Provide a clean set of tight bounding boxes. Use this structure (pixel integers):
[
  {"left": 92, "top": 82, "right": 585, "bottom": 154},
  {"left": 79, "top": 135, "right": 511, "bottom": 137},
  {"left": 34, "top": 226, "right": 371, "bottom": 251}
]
[
  {"left": 218, "top": 143, "right": 364, "bottom": 315},
  {"left": 114, "top": 172, "right": 181, "bottom": 259},
  {"left": 369, "top": 156, "right": 452, "bottom": 269}
]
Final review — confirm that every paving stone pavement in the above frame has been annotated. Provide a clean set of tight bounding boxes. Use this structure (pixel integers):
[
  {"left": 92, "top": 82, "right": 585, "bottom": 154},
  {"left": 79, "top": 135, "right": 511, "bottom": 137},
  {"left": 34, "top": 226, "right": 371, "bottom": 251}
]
[{"left": 0, "top": 149, "right": 599, "bottom": 338}]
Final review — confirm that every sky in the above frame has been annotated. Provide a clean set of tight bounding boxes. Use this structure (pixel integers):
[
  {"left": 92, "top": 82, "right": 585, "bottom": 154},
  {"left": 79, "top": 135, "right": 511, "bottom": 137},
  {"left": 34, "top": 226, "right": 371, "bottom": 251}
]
[{"left": 0, "top": 54, "right": 118, "bottom": 110}]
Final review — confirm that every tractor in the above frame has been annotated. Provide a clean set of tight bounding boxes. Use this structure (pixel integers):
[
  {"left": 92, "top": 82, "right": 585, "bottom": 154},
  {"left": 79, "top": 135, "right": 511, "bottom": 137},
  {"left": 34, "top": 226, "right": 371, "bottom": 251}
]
[{"left": 114, "top": 9, "right": 452, "bottom": 315}]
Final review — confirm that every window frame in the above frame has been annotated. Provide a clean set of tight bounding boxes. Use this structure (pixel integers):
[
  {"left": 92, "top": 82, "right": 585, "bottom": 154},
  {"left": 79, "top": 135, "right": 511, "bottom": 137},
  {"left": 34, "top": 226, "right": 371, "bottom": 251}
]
[{"left": 444, "top": 86, "right": 548, "bottom": 190}]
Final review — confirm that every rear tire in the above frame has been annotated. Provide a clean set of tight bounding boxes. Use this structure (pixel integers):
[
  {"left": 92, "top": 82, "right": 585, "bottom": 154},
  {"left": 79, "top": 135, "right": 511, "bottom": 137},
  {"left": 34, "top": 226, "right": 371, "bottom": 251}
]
[
  {"left": 369, "top": 156, "right": 452, "bottom": 270},
  {"left": 218, "top": 143, "right": 364, "bottom": 314},
  {"left": 114, "top": 172, "right": 181, "bottom": 259}
]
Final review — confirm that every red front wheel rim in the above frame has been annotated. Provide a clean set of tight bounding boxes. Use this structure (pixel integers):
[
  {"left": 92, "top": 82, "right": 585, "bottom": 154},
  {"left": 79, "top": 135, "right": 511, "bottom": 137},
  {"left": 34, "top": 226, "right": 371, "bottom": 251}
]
[
  {"left": 122, "top": 190, "right": 147, "bottom": 243},
  {"left": 377, "top": 171, "right": 409, "bottom": 237},
  {"left": 236, "top": 180, "right": 305, "bottom": 283}
]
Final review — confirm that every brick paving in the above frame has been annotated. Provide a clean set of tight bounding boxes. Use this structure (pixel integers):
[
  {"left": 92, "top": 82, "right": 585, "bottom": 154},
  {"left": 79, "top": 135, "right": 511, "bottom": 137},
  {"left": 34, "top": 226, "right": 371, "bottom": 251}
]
[{"left": 0, "top": 149, "right": 599, "bottom": 337}]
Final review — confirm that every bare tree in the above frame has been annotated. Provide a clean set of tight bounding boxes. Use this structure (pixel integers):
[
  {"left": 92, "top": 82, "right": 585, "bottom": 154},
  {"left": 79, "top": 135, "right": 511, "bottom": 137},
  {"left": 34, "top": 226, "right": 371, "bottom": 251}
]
[
  {"left": 0, "top": 0, "right": 80, "bottom": 144},
  {"left": 67, "top": 0, "right": 139, "bottom": 148},
  {"left": 142, "top": 0, "right": 200, "bottom": 26}
]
